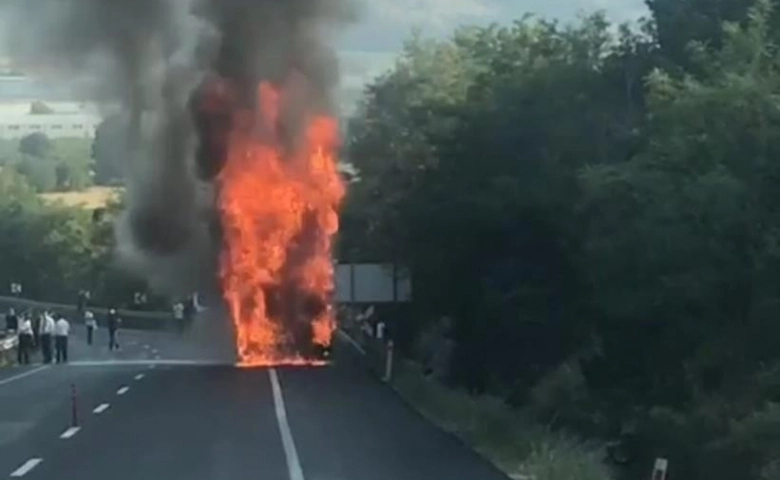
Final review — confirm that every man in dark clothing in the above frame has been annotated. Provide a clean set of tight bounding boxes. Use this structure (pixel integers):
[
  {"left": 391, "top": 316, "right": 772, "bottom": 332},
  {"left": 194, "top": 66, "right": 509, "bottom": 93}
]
[
  {"left": 107, "top": 308, "right": 121, "bottom": 351},
  {"left": 76, "top": 290, "right": 90, "bottom": 316},
  {"left": 5, "top": 308, "right": 17, "bottom": 332}
]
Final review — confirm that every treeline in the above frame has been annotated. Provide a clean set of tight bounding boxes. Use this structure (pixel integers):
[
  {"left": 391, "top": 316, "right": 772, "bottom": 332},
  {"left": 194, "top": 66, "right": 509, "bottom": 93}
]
[
  {"left": 0, "top": 167, "right": 154, "bottom": 308},
  {"left": 0, "top": 115, "right": 160, "bottom": 308},
  {"left": 342, "top": 0, "right": 780, "bottom": 478},
  {"left": 0, "top": 133, "right": 93, "bottom": 192}
]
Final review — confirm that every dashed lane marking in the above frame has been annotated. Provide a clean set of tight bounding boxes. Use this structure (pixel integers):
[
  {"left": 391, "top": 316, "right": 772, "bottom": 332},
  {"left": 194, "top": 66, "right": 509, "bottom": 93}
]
[
  {"left": 68, "top": 359, "right": 232, "bottom": 367},
  {"left": 93, "top": 403, "right": 110, "bottom": 414},
  {"left": 0, "top": 365, "right": 49, "bottom": 386},
  {"left": 60, "top": 427, "right": 80, "bottom": 439},
  {"left": 10, "top": 458, "right": 42, "bottom": 477},
  {"left": 134, "top": 373, "right": 144, "bottom": 380},
  {"left": 269, "top": 368, "right": 304, "bottom": 480},
  {"left": 116, "top": 386, "right": 129, "bottom": 395}
]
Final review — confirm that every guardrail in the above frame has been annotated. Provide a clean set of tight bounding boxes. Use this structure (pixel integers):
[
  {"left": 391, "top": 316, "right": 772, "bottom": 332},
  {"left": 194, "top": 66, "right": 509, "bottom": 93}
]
[
  {"left": 338, "top": 322, "right": 395, "bottom": 382},
  {"left": 0, "top": 295, "right": 191, "bottom": 332},
  {"left": 0, "top": 333, "right": 18, "bottom": 366}
]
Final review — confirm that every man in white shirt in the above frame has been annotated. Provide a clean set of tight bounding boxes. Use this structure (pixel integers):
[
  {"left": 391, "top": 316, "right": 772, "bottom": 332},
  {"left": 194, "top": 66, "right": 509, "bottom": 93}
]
[
  {"left": 85, "top": 311, "right": 97, "bottom": 345},
  {"left": 54, "top": 315, "right": 70, "bottom": 364},
  {"left": 39, "top": 311, "right": 55, "bottom": 364},
  {"left": 17, "top": 316, "right": 33, "bottom": 365}
]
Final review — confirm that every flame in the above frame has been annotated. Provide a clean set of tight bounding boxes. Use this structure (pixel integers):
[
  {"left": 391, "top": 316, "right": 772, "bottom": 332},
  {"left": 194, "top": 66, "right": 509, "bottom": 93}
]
[{"left": 216, "top": 79, "right": 344, "bottom": 367}]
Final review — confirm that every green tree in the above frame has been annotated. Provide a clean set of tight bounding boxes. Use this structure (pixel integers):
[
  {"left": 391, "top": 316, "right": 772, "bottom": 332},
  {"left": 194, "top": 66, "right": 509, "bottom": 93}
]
[
  {"left": 16, "top": 156, "right": 57, "bottom": 192},
  {"left": 91, "top": 114, "right": 129, "bottom": 185},
  {"left": 19, "top": 132, "right": 52, "bottom": 158}
]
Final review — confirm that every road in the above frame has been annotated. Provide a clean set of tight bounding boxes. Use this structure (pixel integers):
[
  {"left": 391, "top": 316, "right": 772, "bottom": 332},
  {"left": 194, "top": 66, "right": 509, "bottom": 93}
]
[{"left": 0, "top": 315, "right": 509, "bottom": 480}]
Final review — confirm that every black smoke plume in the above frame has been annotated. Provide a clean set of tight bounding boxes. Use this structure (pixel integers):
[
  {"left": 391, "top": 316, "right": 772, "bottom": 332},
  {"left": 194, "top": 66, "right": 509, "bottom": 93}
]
[{"left": 1, "top": 0, "right": 354, "bottom": 299}]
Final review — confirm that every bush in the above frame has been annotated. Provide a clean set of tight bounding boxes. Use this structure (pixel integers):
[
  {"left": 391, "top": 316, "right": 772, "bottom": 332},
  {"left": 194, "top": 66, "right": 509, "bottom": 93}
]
[{"left": 392, "top": 360, "right": 614, "bottom": 479}]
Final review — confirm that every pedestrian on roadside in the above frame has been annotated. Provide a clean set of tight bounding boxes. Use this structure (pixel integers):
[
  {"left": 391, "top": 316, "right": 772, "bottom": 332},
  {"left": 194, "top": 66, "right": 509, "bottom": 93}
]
[
  {"left": 17, "top": 315, "right": 32, "bottom": 365},
  {"left": 85, "top": 310, "right": 96, "bottom": 345},
  {"left": 107, "top": 308, "right": 121, "bottom": 351},
  {"left": 76, "top": 289, "right": 90, "bottom": 316},
  {"left": 39, "top": 311, "right": 55, "bottom": 364},
  {"left": 30, "top": 310, "right": 41, "bottom": 351},
  {"left": 5, "top": 308, "right": 17, "bottom": 332},
  {"left": 54, "top": 314, "right": 69, "bottom": 363},
  {"left": 173, "top": 301, "right": 187, "bottom": 334}
]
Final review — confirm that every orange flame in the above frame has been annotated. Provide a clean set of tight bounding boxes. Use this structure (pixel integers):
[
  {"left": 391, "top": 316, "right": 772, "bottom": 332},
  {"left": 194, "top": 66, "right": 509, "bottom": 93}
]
[{"left": 216, "top": 80, "right": 344, "bottom": 367}]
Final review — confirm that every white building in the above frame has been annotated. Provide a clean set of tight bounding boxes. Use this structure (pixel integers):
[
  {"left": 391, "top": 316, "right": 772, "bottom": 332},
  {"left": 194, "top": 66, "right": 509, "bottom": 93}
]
[
  {"left": 0, "top": 75, "right": 103, "bottom": 139},
  {"left": 0, "top": 112, "right": 100, "bottom": 139}
]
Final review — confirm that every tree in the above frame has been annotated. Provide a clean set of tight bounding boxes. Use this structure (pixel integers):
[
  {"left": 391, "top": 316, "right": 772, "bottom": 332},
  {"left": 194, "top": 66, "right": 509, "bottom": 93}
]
[
  {"left": 19, "top": 132, "right": 52, "bottom": 158},
  {"left": 91, "top": 114, "right": 129, "bottom": 185},
  {"left": 16, "top": 156, "right": 57, "bottom": 192},
  {"left": 343, "top": 1, "right": 780, "bottom": 477}
]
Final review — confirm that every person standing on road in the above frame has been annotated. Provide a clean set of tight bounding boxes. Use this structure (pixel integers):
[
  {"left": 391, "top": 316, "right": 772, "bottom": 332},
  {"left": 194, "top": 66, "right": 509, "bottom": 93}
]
[
  {"left": 107, "top": 308, "right": 121, "bottom": 351},
  {"left": 85, "top": 310, "right": 96, "bottom": 345},
  {"left": 39, "top": 311, "right": 55, "bottom": 364},
  {"left": 54, "top": 314, "right": 69, "bottom": 363},
  {"left": 173, "top": 301, "right": 184, "bottom": 332},
  {"left": 31, "top": 311, "right": 41, "bottom": 352},
  {"left": 76, "top": 289, "right": 90, "bottom": 316},
  {"left": 5, "top": 308, "right": 17, "bottom": 332},
  {"left": 17, "top": 315, "right": 32, "bottom": 365}
]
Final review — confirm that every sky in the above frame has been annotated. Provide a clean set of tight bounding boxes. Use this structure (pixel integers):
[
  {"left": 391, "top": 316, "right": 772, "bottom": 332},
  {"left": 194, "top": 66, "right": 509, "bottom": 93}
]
[
  {"left": 0, "top": 0, "right": 650, "bottom": 113},
  {"left": 336, "top": 0, "right": 649, "bottom": 110}
]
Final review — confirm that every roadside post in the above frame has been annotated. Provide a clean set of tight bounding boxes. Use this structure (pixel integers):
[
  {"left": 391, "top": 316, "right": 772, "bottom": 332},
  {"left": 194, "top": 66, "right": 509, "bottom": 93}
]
[
  {"left": 382, "top": 340, "right": 394, "bottom": 383},
  {"left": 70, "top": 383, "right": 79, "bottom": 427},
  {"left": 651, "top": 457, "right": 668, "bottom": 480}
]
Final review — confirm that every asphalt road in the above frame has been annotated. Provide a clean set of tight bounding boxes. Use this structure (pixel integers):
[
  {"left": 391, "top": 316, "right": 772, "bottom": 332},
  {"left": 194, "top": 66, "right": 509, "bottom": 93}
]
[{"left": 0, "top": 320, "right": 509, "bottom": 480}]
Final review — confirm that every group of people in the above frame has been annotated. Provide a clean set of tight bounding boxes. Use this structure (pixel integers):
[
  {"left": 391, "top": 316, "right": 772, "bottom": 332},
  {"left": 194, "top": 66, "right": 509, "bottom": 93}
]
[
  {"left": 4, "top": 305, "right": 123, "bottom": 365},
  {"left": 5, "top": 308, "right": 70, "bottom": 365}
]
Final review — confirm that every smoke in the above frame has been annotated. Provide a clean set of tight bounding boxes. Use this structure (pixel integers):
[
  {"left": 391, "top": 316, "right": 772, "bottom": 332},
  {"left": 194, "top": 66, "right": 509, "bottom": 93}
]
[{"left": 1, "top": 0, "right": 354, "bottom": 296}]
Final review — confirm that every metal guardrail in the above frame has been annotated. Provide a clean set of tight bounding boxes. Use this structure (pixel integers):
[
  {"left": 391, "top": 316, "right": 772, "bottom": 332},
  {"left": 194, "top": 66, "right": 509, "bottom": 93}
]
[
  {"left": 0, "top": 295, "right": 190, "bottom": 332},
  {"left": 0, "top": 333, "right": 18, "bottom": 366},
  {"left": 338, "top": 323, "right": 394, "bottom": 382}
]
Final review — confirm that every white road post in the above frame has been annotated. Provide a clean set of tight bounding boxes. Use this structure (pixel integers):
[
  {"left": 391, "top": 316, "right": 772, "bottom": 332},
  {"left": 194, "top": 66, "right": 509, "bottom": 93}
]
[
  {"left": 651, "top": 457, "right": 668, "bottom": 480},
  {"left": 382, "top": 340, "right": 394, "bottom": 383}
]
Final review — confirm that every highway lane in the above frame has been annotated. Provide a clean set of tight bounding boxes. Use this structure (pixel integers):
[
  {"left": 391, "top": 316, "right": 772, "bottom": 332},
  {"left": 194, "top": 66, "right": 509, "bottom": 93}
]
[{"left": 0, "top": 328, "right": 509, "bottom": 479}]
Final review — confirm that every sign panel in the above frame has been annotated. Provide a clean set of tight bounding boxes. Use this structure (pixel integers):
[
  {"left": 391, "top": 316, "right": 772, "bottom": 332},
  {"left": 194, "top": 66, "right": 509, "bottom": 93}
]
[{"left": 334, "top": 263, "right": 411, "bottom": 303}]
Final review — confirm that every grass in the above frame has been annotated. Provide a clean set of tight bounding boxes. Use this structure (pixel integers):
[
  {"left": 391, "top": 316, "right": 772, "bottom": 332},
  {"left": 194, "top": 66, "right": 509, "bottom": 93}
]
[
  {"left": 39, "top": 186, "right": 121, "bottom": 209},
  {"left": 389, "top": 359, "right": 614, "bottom": 480}
]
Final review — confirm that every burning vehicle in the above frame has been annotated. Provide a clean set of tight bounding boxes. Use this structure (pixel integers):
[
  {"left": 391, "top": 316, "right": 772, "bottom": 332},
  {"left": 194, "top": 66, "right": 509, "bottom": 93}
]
[{"left": 188, "top": 2, "right": 345, "bottom": 365}]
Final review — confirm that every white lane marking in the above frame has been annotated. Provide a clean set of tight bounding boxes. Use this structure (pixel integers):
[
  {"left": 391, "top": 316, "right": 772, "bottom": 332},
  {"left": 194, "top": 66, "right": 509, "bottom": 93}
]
[
  {"left": 148, "top": 364, "right": 156, "bottom": 369},
  {"left": 10, "top": 458, "right": 42, "bottom": 477},
  {"left": 337, "top": 330, "right": 366, "bottom": 355},
  {"left": 0, "top": 365, "right": 49, "bottom": 386},
  {"left": 151, "top": 349, "right": 158, "bottom": 354},
  {"left": 93, "top": 403, "right": 110, "bottom": 414},
  {"left": 143, "top": 345, "right": 150, "bottom": 350},
  {"left": 116, "top": 386, "right": 129, "bottom": 395},
  {"left": 154, "top": 355, "right": 161, "bottom": 359},
  {"left": 134, "top": 373, "right": 144, "bottom": 380},
  {"left": 269, "top": 369, "right": 304, "bottom": 480},
  {"left": 69, "top": 359, "right": 230, "bottom": 367},
  {"left": 59, "top": 426, "right": 81, "bottom": 439}
]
